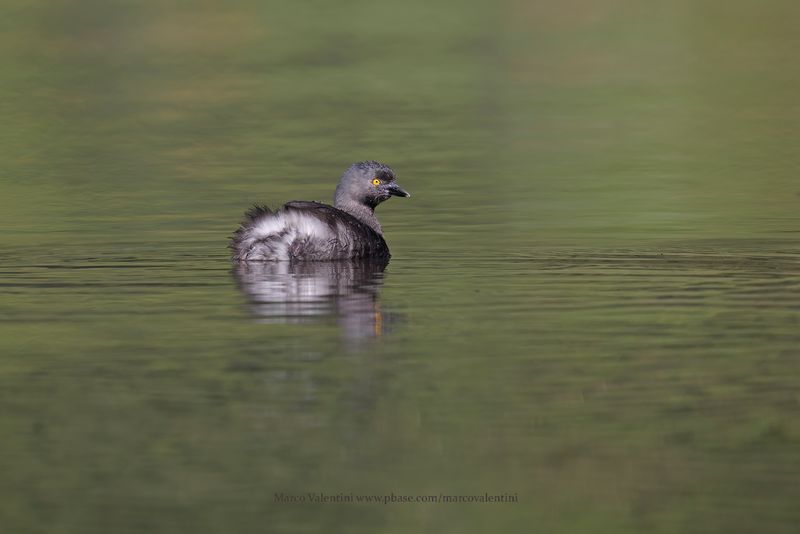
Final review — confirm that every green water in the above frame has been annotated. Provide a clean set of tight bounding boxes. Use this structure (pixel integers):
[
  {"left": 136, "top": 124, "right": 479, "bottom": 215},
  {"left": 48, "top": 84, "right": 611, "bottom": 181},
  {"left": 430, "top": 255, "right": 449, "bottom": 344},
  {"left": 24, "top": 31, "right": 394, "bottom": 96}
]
[{"left": 2, "top": 1, "right": 799, "bottom": 532}]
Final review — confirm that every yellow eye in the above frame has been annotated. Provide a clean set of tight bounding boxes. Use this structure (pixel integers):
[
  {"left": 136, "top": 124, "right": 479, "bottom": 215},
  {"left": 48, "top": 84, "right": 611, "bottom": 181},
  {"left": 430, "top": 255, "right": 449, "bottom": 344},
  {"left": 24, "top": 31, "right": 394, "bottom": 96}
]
[{"left": 372, "top": 178, "right": 381, "bottom": 186}]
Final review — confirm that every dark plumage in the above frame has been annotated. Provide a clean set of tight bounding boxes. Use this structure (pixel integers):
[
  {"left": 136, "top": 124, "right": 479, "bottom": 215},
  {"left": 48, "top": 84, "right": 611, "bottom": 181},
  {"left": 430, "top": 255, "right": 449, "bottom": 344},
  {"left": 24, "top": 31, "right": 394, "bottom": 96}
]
[{"left": 230, "top": 161, "right": 410, "bottom": 261}]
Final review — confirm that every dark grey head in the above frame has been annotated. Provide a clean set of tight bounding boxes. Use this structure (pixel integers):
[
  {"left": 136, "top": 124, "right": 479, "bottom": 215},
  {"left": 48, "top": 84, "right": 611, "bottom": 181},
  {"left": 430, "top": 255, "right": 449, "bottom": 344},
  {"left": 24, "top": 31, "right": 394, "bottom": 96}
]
[{"left": 334, "top": 161, "right": 410, "bottom": 211}]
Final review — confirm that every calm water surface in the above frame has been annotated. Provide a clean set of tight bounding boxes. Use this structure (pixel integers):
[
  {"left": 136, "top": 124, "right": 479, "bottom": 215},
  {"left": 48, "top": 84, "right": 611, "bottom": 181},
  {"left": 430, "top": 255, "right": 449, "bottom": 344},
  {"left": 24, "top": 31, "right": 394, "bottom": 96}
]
[{"left": 1, "top": 1, "right": 800, "bottom": 533}]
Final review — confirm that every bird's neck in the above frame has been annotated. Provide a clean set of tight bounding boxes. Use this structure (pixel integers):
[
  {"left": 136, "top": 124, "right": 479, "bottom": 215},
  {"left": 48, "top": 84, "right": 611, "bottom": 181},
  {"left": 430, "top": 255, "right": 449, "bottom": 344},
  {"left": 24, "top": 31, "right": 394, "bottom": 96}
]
[{"left": 335, "top": 200, "right": 383, "bottom": 235}]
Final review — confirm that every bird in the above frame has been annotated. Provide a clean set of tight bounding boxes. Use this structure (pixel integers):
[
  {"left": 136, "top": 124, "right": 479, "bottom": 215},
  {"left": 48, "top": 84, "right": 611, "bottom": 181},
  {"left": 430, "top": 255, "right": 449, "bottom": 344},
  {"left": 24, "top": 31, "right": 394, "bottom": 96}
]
[{"left": 230, "top": 161, "right": 410, "bottom": 261}]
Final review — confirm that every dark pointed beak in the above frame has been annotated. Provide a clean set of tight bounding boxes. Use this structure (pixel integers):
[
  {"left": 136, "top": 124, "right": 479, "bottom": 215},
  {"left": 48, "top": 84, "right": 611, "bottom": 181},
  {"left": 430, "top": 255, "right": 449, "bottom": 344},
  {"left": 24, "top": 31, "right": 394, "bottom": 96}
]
[{"left": 387, "top": 183, "right": 410, "bottom": 198}]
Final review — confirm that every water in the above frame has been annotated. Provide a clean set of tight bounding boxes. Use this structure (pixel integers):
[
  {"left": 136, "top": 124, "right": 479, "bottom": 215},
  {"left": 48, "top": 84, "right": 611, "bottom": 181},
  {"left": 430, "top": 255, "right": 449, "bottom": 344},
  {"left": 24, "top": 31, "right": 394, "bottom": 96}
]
[{"left": 2, "top": 1, "right": 800, "bottom": 533}]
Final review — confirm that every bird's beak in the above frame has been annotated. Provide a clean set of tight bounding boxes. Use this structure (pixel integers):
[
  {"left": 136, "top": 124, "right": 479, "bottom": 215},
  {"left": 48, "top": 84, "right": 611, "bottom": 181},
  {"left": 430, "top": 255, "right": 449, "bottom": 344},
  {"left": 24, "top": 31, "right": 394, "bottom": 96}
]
[{"left": 387, "top": 183, "right": 410, "bottom": 198}]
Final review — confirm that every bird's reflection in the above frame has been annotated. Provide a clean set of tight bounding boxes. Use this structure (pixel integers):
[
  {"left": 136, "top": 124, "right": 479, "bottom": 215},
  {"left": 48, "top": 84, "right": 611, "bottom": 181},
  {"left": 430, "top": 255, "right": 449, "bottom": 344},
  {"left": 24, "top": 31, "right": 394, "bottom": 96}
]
[{"left": 233, "top": 259, "right": 393, "bottom": 342}]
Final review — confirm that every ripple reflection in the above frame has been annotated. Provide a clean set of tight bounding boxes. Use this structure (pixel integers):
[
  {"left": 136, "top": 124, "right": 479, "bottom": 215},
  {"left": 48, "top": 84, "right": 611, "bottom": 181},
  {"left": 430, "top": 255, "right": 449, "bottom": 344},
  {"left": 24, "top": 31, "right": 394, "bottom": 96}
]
[{"left": 233, "top": 259, "right": 394, "bottom": 344}]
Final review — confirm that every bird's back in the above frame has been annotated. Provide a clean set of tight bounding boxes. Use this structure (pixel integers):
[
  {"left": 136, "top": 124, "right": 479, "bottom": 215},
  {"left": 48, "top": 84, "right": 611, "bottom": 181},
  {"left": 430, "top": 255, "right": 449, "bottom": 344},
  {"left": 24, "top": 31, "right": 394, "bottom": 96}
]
[{"left": 231, "top": 201, "right": 390, "bottom": 261}]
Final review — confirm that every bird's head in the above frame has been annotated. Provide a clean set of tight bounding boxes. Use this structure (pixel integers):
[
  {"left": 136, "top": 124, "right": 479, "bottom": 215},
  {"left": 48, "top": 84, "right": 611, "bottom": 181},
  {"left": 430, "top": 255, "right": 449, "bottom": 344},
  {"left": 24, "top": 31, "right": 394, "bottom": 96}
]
[{"left": 335, "top": 161, "right": 410, "bottom": 210}]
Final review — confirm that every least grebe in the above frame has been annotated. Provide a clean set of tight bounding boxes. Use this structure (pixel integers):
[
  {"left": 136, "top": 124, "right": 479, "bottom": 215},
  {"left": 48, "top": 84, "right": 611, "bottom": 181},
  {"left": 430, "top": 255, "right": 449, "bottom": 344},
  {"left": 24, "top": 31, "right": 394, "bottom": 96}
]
[{"left": 231, "top": 161, "right": 410, "bottom": 261}]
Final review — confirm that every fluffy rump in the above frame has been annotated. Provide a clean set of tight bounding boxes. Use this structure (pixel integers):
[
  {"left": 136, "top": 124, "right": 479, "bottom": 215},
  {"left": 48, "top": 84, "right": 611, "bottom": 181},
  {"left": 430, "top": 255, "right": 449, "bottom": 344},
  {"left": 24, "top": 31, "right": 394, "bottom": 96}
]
[{"left": 230, "top": 202, "right": 389, "bottom": 262}]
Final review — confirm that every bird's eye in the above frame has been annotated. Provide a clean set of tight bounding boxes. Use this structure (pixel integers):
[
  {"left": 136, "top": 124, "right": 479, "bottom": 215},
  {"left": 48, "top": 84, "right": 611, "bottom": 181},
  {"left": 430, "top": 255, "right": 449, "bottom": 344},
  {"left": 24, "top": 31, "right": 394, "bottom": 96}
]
[{"left": 372, "top": 178, "right": 381, "bottom": 186}]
